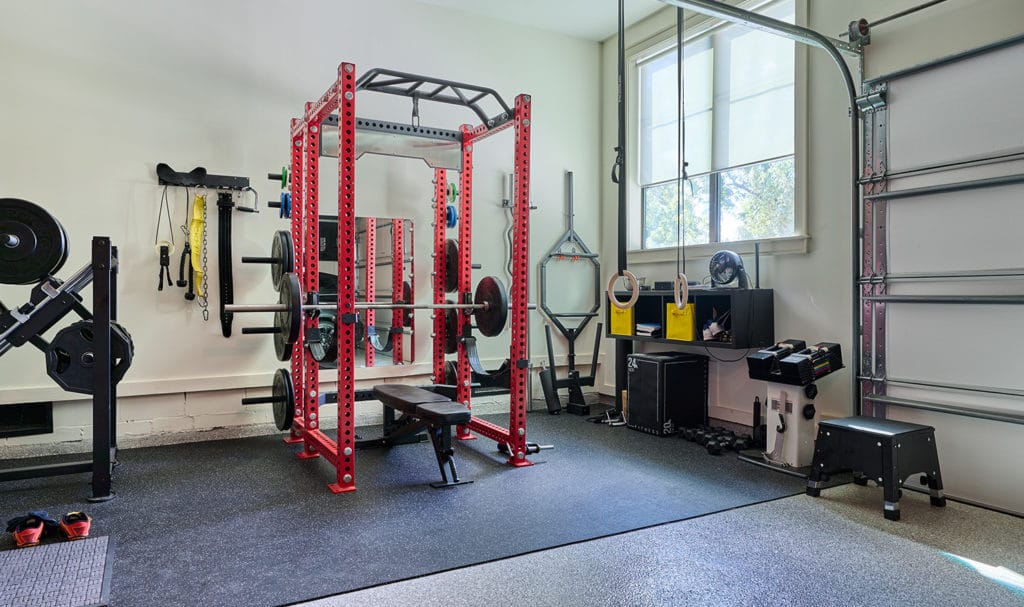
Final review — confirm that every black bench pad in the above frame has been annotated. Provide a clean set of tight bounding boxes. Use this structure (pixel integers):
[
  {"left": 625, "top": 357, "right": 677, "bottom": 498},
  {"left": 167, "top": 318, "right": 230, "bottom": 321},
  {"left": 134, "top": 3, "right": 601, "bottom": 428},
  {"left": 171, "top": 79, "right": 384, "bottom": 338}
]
[
  {"left": 417, "top": 401, "right": 472, "bottom": 425},
  {"left": 373, "top": 384, "right": 455, "bottom": 416}
]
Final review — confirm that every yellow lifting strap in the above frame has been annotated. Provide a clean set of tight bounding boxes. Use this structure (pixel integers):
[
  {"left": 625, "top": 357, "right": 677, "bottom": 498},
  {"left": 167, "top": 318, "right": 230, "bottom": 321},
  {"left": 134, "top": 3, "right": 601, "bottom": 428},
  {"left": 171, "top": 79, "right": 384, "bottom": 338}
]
[{"left": 189, "top": 193, "right": 206, "bottom": 297}]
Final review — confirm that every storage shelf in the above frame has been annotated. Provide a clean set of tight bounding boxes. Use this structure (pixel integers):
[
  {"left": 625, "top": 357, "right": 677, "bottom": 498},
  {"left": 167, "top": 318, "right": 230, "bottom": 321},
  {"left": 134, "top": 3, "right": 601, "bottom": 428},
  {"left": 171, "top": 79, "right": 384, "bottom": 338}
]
[{"left": 606, "top": 288, "right": 774, "bottom": 350}]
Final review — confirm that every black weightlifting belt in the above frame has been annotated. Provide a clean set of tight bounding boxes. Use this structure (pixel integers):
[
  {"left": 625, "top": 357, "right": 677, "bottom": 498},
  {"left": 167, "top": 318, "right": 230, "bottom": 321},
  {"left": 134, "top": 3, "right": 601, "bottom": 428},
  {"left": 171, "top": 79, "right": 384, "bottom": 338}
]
[{"left": 217, "top": 192, "right": 234, "bottom": 337}]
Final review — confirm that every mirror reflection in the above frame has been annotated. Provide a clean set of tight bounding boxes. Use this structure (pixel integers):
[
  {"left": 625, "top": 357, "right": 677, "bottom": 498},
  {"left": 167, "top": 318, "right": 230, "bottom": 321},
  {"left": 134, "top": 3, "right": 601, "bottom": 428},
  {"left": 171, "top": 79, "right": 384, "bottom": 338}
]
[{"left": 318, "top": 216, "right": 414, "bottom": 368}]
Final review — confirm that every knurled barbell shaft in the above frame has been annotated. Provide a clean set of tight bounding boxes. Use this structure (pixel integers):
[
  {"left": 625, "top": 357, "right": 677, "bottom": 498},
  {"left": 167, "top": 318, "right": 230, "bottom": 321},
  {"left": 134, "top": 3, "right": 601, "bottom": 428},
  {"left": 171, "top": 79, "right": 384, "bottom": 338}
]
[{"left": 224, "top": 302, "right": 490, "bottom": 314}]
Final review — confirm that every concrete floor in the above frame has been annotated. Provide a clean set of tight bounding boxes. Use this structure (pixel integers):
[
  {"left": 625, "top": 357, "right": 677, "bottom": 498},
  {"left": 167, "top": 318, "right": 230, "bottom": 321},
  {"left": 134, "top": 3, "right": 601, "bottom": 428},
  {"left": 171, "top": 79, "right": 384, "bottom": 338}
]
[{"left": 299, "top": 485, "right": 1024, "bottom": 607}]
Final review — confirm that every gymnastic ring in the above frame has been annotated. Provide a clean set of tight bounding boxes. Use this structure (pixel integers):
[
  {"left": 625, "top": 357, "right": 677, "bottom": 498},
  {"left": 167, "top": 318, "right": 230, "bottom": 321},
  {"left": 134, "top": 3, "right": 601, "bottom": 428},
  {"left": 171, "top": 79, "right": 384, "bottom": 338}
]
[
  {"left": 673, "top": 273, "right": 689, "bottom": 310},
  {"left": 606, "top": 271, "right": 639, "bottom": 310}
]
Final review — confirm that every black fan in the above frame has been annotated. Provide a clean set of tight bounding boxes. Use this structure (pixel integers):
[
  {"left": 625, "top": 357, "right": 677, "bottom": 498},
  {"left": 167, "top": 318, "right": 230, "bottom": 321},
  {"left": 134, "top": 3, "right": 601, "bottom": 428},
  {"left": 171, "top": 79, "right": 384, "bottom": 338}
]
[{"left": 709, "top": 250, "right": 749, "bottom": 288}]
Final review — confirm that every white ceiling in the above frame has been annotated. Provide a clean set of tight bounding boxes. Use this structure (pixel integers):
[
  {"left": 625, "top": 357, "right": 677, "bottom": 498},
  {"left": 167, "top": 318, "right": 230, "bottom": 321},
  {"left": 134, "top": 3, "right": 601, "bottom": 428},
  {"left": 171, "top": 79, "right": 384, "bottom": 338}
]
[{"left": 416, "top": 0, "right": 667, "bottom": 42}]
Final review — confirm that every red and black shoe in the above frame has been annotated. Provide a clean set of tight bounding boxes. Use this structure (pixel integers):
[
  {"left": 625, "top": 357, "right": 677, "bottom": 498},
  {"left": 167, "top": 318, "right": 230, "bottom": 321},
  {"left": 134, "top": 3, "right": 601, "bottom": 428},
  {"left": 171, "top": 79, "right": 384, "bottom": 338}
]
[
  {"left": 5, "top": 512, "right": 58, "bottom": 548},
  {"left": 59, "top": 512, "right": 92, "bottom": 540}
]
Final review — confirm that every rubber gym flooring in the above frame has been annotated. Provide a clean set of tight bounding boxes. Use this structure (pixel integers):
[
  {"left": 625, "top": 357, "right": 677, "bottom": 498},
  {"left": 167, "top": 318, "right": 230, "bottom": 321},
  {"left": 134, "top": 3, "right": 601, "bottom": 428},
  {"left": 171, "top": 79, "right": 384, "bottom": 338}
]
[
  {"left": 2, "top": 411, "right": 840, "bottom": 607},
  {"left": 303, "top": 484, "right": 1024, "bottom": 607}
]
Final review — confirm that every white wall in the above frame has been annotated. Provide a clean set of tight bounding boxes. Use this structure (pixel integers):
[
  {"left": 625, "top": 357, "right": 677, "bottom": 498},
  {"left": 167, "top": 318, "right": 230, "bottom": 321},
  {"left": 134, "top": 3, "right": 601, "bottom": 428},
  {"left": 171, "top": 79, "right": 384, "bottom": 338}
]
[
  {"left": 0, "top": 0, "right": 601, "bottom": 450},
  {"left": 598, "top": 0, "right": 1024, "bottom": 512}
]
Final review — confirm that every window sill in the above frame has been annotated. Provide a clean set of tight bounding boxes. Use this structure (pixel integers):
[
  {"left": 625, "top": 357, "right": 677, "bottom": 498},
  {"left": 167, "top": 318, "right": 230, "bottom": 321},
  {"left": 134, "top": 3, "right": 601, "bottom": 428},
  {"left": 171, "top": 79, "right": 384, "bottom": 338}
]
[{"left": 627, "top": 234, "right": 809, "bottom": 265}]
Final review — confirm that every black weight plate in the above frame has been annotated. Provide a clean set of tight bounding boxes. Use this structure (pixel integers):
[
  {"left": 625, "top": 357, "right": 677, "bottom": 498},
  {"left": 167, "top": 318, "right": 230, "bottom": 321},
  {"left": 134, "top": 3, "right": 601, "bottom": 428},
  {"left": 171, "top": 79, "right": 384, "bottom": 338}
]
[
  {"left": 400, "top": 280, "right": 413, "bottom": 327},
  {"left": 274, "top": 273, "right": 302, "bottom": 361},
  {"left": 473, "top": 275, "right": 508, "bottom": 337},
  {"left": 310, "top": 314, "right": 337, "bottom": 364},
  {"left": 270, "top": 230, "right": 294, "bottom": 288},
  {"left": 444, "top": 239, "right": 459, "bottom": 293},
  {"left": 45, "top": 320, "right": 133, "bottom": 395},
  {"left": 0, "top": 198, "right": 69, "bottom": 285},
  {"left": 444, "top": 360, "right": 459, "bottom": 386},
  {"left": 444, "top": 305, "right": 459, "bottom": 354},
  {"left": 272, "top": 368, "right": 295, "bottom": 431}
]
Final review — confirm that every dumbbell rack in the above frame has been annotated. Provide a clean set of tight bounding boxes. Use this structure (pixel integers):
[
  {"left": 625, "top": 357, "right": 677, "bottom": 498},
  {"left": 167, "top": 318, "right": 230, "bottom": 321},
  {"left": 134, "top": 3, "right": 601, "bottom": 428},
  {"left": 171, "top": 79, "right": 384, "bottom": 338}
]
[{"left": 282, "top": 62, "right": 533, "bottom": 493}]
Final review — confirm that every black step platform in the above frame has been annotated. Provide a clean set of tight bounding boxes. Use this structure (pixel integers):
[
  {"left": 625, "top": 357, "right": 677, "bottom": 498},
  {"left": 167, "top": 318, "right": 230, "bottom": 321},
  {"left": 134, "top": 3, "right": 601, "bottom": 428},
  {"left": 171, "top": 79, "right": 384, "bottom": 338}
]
[{"left": 806, "top": 415, "right": 946, "bottom": 521}]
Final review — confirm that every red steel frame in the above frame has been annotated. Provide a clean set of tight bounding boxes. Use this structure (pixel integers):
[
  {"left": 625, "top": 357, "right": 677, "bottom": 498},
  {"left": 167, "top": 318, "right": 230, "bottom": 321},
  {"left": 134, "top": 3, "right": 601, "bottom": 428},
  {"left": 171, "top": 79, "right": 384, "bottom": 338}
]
[
  {"left": 286, "top": 62, "right": 532, "bottom": 492},
  {"left": 364, "top": 217, "right": 377, "bottom": 368},
  {"left": 432, "top": 171, "right": 448, "bottom": 386},
  {"left": 391, "top": 220, "right": 405, "bottom": 364}
]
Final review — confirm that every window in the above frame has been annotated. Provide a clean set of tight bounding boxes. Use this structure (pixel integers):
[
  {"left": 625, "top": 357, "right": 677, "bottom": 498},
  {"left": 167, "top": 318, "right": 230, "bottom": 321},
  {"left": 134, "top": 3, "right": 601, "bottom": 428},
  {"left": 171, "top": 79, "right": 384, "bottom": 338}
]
[{"left": 638, "top": 0, "right": 796, "bottom": 250}]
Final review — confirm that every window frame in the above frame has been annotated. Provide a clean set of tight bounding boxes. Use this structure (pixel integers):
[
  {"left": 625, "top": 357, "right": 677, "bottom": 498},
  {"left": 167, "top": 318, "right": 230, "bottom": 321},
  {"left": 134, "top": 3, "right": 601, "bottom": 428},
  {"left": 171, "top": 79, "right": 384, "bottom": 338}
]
[{"left": 625, "top": 0, "right": 809, "bottom": 262}]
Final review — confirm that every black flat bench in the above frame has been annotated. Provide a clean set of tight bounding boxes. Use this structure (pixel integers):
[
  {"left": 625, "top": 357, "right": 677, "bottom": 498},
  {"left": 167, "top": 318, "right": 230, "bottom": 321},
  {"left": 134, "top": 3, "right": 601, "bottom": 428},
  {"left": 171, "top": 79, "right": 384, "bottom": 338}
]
[
  {"left": 806, "top": 416, "right": 946, "bottom": 521},
  {"left": 373, "top": 384, "right": 472, "bottom": 488}
]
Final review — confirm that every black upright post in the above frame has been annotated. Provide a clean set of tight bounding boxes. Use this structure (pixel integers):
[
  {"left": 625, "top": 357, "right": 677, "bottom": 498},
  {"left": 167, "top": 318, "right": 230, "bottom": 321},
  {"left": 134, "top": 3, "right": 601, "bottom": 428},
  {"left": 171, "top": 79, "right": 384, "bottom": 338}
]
[
  {"left": 89, "top": 237, "right": 114, "bottom": 502},
  {"left": 615, "top": 339, "right": 632, "bottom": 414},
  {"left": 109, "top": 246, "right": 120, "bottom": 461}
]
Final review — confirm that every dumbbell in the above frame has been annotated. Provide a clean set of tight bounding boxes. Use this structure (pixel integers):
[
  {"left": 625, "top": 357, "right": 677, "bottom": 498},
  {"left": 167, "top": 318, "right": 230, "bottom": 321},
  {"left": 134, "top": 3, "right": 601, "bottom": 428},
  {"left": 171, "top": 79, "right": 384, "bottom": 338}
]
[
  {"left": 706, "top": 440, "right": 723, "bottom": 456},
  {"left": 681, "top": 428, "right": 697, "bottom": 442},
  {"left": 733, "top": 435, "right": 752, "bottom": 451},
  {"left": 695, "top": 430, "right": 710, "bottom": 446}
]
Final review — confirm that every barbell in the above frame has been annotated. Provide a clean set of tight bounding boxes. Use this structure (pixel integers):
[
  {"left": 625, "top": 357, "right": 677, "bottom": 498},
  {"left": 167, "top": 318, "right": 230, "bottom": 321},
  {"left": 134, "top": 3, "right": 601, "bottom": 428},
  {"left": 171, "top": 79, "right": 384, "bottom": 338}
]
[{"left": 230, "top": 272, "right": 510, "bottom": 360}]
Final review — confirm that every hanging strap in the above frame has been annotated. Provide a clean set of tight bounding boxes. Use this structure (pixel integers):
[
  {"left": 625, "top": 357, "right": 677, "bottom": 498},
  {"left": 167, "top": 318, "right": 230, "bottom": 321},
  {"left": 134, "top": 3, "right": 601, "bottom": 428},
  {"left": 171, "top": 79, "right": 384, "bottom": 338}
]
[
  {"left": 606, "top": 0, "right": 639, "bottom": 310},
  {"left": 189, "top": 193, "right": 206, "bottom": 298},
  {"left": 217, "top": 192, "right": 235, "bottom": 337},
  {"left": 674, "top": 7, "right": 690, "bottom": 310}
]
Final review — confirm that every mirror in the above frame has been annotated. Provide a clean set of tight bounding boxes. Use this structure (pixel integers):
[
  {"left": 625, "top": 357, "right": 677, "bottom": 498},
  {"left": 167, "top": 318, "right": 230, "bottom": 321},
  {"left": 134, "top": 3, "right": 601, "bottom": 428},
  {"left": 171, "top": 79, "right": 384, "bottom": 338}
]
[{"left": 318, "top": 216, "right": 415, "bottom": 368}]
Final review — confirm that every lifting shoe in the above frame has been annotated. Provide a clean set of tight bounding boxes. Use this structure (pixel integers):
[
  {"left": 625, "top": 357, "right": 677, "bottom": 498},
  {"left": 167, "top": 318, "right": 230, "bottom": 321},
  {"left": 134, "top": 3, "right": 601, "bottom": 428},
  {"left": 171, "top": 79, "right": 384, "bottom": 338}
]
[
  {"left": 5, "top": 512, "right": 58, "bottom": 548},
  {"left": 59, "top": 512, "right": 92, "bottom": 540}
]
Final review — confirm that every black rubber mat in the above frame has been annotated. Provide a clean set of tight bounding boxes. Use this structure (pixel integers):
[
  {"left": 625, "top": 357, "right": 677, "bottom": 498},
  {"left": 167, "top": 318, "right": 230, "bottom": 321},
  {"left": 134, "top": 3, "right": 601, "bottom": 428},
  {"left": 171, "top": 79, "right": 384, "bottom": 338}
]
[
  {"left": 0, "top": 412, "right": 833, "bottom": 607},
  {"left": 0, "top": 536, "right": 111, "bottom": 607}
]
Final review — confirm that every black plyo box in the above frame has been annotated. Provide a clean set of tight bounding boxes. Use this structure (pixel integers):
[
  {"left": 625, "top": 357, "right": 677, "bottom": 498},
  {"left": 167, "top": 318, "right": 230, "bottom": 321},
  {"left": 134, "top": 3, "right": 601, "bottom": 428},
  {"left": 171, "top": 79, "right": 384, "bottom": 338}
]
[{"left": 626, "top": 352, "right": 708, "bottom": 436}]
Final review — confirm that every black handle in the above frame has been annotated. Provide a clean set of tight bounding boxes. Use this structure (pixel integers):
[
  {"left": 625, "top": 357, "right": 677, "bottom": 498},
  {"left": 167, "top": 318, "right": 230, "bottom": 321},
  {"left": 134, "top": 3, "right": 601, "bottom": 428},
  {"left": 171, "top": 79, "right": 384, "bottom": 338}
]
[{"left": 241, "top": 256, "right": 277, "bottom": 264}]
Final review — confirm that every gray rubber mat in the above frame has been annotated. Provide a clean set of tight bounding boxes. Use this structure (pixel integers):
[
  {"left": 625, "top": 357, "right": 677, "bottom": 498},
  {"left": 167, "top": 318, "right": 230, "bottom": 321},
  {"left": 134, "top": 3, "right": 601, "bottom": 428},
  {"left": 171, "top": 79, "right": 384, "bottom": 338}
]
[{"left": 0, "top": 536, "right": 111, "bottom": 607}]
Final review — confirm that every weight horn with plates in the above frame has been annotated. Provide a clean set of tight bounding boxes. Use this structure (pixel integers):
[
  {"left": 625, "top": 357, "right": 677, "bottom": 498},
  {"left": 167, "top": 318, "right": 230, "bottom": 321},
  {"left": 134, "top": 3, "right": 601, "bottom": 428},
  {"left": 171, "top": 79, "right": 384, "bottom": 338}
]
[
  {"left": 230, "top": 272, "right": 510, "bottom": 360},
  {"left": 240, "top": 368, "right": 295, "bottom": 431},
  {"left": 241, "top": 230, "right": 294, "bottom": 288}
]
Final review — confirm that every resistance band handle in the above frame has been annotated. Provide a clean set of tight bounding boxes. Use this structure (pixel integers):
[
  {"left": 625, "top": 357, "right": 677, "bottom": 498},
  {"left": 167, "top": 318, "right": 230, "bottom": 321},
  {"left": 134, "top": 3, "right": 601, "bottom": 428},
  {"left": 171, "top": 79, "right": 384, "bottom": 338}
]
[
  {"left": 241, "top": 395, "right": 284, "bottom": 405},
  {"left": 185, "top": 262, "right": 195, "bottom": 301},
  {"left": 176, "top": 247, "right": 189, "bottom": 287},
  {"left": 241, "top": 326, "right": 281, "bottom": 335}
]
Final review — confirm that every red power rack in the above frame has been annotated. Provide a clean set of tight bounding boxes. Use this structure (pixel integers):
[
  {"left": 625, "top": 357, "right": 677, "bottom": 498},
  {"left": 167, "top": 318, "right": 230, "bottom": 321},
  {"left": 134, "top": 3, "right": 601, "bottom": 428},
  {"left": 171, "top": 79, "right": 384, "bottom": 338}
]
[{"left": 284, "top": 63, "right": 533, "bottom": 492}]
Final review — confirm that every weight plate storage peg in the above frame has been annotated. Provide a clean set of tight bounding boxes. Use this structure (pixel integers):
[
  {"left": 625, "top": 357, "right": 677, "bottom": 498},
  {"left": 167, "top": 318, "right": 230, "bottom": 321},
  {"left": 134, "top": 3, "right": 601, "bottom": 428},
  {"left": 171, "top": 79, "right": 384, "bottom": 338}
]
[
  {"left": 0, "top": 198, "right": 70, "bottom": 285},
  {"left": 45, "top": 321, "right": 134, "bottom": 394}
]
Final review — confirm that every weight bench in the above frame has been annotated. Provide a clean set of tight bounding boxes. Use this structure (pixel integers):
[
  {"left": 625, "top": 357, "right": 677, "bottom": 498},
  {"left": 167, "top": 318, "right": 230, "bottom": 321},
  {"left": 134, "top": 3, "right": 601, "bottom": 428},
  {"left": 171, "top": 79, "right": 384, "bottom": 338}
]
[
  {"left": 806, "top": 416, "right": 946, "bottom": 521},
  {"left": 373, "top": 384, "right": 473, "bottom": 488}
]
